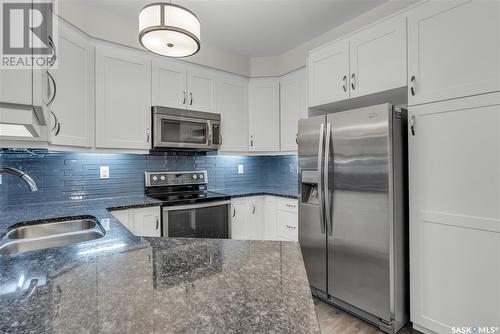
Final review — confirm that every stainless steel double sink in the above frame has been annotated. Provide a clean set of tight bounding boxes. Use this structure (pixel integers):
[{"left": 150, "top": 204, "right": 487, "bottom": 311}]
[{"left": 0, "top": 217, "right": 106, "bottom": 255}]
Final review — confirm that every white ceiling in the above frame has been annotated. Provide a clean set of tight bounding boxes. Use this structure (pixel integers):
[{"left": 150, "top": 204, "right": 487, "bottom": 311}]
[{"left": 73, "top": 0, "right": 388, "bottom": 57}]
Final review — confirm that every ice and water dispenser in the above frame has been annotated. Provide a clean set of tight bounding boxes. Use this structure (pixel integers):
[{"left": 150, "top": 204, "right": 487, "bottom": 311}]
[{"left": 300, "top": 170, "right": 319, "bottom": 205}]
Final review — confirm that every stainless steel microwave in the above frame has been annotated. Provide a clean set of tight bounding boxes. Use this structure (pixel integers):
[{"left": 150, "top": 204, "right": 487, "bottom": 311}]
[{"left": 152, "top": 106, "right": 221, "bottom": 150}]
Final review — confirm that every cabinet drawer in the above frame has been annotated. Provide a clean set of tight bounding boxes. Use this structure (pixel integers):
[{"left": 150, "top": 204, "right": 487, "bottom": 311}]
[
  {"left": 276, "top": 198, "right": 298, "bottom": 213},
  {"left": 276, "top": 210, "right": 298, "bottom": 241}
]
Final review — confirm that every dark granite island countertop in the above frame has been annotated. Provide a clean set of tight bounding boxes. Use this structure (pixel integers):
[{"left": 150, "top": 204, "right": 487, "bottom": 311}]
[{"left": 0, "top": 198, "right": 319, "bottom": 334}]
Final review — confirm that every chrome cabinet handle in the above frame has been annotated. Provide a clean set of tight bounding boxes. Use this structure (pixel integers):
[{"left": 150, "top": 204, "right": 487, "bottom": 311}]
[
  {"left": 296, "top": 133, "right": 299, "bottom": 145},
  {"left": 252, "top": 203, "right": 256, "bottom": 215},
  {"left": 46, "top": 71, "right": 56, "bottom": 106},
  {"left": 285, "top": 225, "right": 296, "bottom": 230},
  {"left": 50, "top": 110, "right": 58, "bottom": 132},
  {"left": 351, "top": 73, "right": 356, "bottom": 90},
  {"left": 250, "top": 135, "right": 254, "bottom": 147},
  {"left": 232, "top": 207, "right": 236, "bottom": 218},
  {"left": 410, "top": 115, "right": 416, "bottom": 136},
  {"left": 54, "top": 122, "right": 61, "bottom": 136},
  {"left": 155, "top": 217, "right": 159, "bottom": 230},
  {"left": 410, "top": 75, "right": 416, "bottom": 96},
  {"left": 285, "top": 204, "right": 296, "bottom": 208},
  {"left": 342, "top": 75, "right": 347, "bottom": 92},
  {"left": 146, "top": 128, "right": 151, "bottom": 143},
  {"left": 48, "top": 36, "right": 56, "bottom": 67},
  {"left": 182, "top": 91, "right": 186, "bottom": 105},
  {"left": 189, "top": 92, "right": 193, "bottom": 105}
]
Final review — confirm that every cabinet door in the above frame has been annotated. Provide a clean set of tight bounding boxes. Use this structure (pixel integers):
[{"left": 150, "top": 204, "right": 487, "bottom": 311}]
[
  {"left": 248, "top": 198, "right": 265, "bottom": 240},
  {"left": 248, "top": 78, "right": 280, "bottom": 151},
  {"left": 409, "top": 93, "right": 500, "bottom": 333},
  {"left": 216, "top": 74, "right": 248, "bottom": 152},
  {"left": 231, "top": 202, "right": 251, "bottom": 240},
  {"left": 308, "top": 39, "right": 349, "bottom": 107},
  {"left": 95, "top": 44, "right": 151, "bottom": 149},
  {"left": 280, "top": 68, "right": 307, "bottom": 152},
  {"left": 0, "top": 69, "right": 32, "bottom": 106},
  {"left": 187, "top": 68, "right": 216, "bottom": 113},
  {"left": 408, "top": 0, "right": 500, "bottom": 106},
  {"left": 264, "top": 196, "right": 278, "bottom": 240},
  {"left": 349, "top": 15, "right": 406, "bottom": 98},
  {"left": 152, "top": 59, "right": 187, "bottom": 109},
  {"left": 276, "top": 210, "right": 298, "bottom": 241},
  {"left": 134, "top": 207, "right": 161, "bottom": 237},
  {"left": 49, "top": 22, "right": 93, "bottom": 147}
]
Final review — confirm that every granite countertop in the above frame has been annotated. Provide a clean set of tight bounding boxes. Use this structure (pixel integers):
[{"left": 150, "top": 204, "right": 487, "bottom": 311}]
[
  {"left": 214, "top": 187, "right": 298, "bottom": 199},
  {"left": 0, "top": 194, "right": 318, "bottom": 333}
]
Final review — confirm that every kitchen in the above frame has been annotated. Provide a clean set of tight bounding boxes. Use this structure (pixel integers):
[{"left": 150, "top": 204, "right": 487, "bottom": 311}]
[{"left": 0, "top": 0, "right": 499, "bottom": 333}]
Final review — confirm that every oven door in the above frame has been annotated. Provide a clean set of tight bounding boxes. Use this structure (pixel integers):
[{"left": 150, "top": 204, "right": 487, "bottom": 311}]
[
  {"left": 154, "top": 113, "right": 210, "bottom": 149},
  {"left": 162, "top": 201, "right": 230, "bottom": 239}
]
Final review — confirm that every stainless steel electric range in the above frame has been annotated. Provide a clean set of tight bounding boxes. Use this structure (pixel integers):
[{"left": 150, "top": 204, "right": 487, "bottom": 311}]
[{"left": 145, "top": 170, "right": 230, "bottom": 239}]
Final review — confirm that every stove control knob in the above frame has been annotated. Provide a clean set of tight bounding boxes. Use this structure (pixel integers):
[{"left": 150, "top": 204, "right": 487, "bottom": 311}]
[
  {"left": 160, "top": 175, "right": 166, "bottom": 181},
  {"left": 199, "top": 174, "right": 204, "bottom": 179},
  {"left": 152, "top": 176, "right": 158, "bottom": 182},
  {"left": 192, "top": 174, "right": 198, "bottom": 180}
]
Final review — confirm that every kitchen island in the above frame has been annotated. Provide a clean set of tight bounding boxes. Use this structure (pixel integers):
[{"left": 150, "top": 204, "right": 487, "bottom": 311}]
[{"left": 0, "top": 197, "right": 319, "bottom": 334}]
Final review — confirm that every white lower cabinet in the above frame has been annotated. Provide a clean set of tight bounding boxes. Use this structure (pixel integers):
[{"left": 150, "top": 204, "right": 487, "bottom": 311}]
[
  {"left": 111, "top": 206, "right": 161, "bottom": 237},
  {"left": 231, "top": 196, "right": 298, "bottom": 241},
  {"left": 409, "top": 92, "right": 500, "bottom": 333}
]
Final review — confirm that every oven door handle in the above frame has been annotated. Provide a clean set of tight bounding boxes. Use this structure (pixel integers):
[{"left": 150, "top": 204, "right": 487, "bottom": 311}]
[{"left": 162, "top": 200, "right": 231, "bottom": 212}]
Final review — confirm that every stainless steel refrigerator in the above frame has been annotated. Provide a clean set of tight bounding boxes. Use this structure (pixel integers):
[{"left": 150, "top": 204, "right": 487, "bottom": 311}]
[{"left": 298, "top": 104, "right": 408, "bottom": 333}]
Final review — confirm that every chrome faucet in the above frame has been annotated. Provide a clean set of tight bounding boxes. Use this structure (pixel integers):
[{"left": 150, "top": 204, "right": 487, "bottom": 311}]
[{"left": 0, "top": 167, "right": 38, "bottom": 192}]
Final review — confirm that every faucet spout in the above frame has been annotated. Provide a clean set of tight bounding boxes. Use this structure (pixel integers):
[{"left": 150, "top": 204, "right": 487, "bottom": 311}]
[{"left": 0, "top": 167, "right": 38, "bottom": 192}]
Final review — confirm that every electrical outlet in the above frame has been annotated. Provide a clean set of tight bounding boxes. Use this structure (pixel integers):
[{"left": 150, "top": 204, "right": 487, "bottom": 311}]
[
  {"left": 238, "top": 164, "right": 244, "bottom": 174},
  {"left": 100, "top": 166, "right": 109, "bottom": 179}
]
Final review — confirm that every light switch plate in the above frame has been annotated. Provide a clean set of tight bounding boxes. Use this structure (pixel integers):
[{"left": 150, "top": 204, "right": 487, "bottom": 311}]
[
  {"left": 238, "top": 164, "right": 244, "bottom": 174},
  {"left": 100, "top": 166, "right": 109, "bottom": 179}
]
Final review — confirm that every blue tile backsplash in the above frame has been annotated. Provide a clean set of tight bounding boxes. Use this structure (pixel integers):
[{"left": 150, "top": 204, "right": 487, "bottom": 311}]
[{"left": 0, "top": 150, "right": 298, "bottom": 206}]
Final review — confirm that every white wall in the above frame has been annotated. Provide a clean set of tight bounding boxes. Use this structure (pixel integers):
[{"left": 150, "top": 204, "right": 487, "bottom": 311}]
[
  {"left": 250, "top": 0, "right": 418, "bottom": 77},
  {"left": 58, "top": 0, "right": 418, "bottom": 78},
  {"left": 58, "top": 1, "right": 252, "bottom": 76}
]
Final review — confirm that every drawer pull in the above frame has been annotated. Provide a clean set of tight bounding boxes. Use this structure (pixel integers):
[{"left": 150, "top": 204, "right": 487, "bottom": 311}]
[
  {"left": 285, "top": 225, "right": 296, "bottom": 230},
  {"left": 285, "top": 204, "right": 296, "bottom": 208}
]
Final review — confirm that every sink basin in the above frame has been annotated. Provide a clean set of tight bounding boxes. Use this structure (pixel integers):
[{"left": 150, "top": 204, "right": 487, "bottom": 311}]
[{"left": 0, "top": 217, "right": 106, "bottom": 255}]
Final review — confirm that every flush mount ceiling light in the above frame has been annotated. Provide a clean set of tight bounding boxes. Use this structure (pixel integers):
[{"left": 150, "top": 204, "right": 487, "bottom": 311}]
[{"left": 139, "top": 2, "right": 201, "bottom": 58}]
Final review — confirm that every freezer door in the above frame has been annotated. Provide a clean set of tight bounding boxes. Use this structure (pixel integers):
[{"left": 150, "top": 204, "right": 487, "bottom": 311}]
[
  {"left": 298, "top": 115, "right": 327, "bottom": 291},
  {"left": 326, "top": 105, "right": 392, "bottom": 321}
]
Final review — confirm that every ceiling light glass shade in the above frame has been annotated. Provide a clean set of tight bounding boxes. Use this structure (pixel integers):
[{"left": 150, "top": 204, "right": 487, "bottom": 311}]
[{"left": 139, "top": 3, "right": 200, "bottom": 57}]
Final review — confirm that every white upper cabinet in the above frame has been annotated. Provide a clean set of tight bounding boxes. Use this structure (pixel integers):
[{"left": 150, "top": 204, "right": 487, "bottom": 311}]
[
  {"left": 408, "top": 0, "right": 500, "bottom": 106},
  {"left": 248, "top": 78, "right": 280, "bottom": 151},
  {"left": 216, "top": 73, "right": 248, "bottom": 152},
  {"left": 308, "top": 39, "right": 349, "bottom": 107},
  {"left": 48, "top": 22, "right": 93, "bottom": 147},
  {"left": 280, "top": 67, "right": 307, "bottom": 152},
  {"left": 152, "top": 59, "right": 187, "bottom": 109},
  {"left": 95, "top": 44, "right": 151, "bottom": 150},
  {"left": 187, "top": 67, "right": 216, "bottom": 113},
  {"left": 349, "top": 15, "right": 406, "bottom": 98},
  {"left": 152, "top": 60, "right": 216, "bottom": 113},
  {"left": 0, "top": 69, "right": 33, "bottom": 107},
  {"left": 308, "top": 15, "right": 407, "bottom": 108}
]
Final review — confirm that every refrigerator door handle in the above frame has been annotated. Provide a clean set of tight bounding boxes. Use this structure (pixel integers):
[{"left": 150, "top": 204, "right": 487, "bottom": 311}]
[
  {"left": 324, "top": 122, "right": 333, "bottom": 236},
  {"left": 317, "top": 123, "right": 326, "bottom": 234}
]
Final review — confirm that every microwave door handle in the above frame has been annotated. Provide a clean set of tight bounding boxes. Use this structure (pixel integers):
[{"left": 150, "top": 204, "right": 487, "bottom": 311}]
[{"left": 207, "top": 120, "right": 212, "bottom": 146}]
